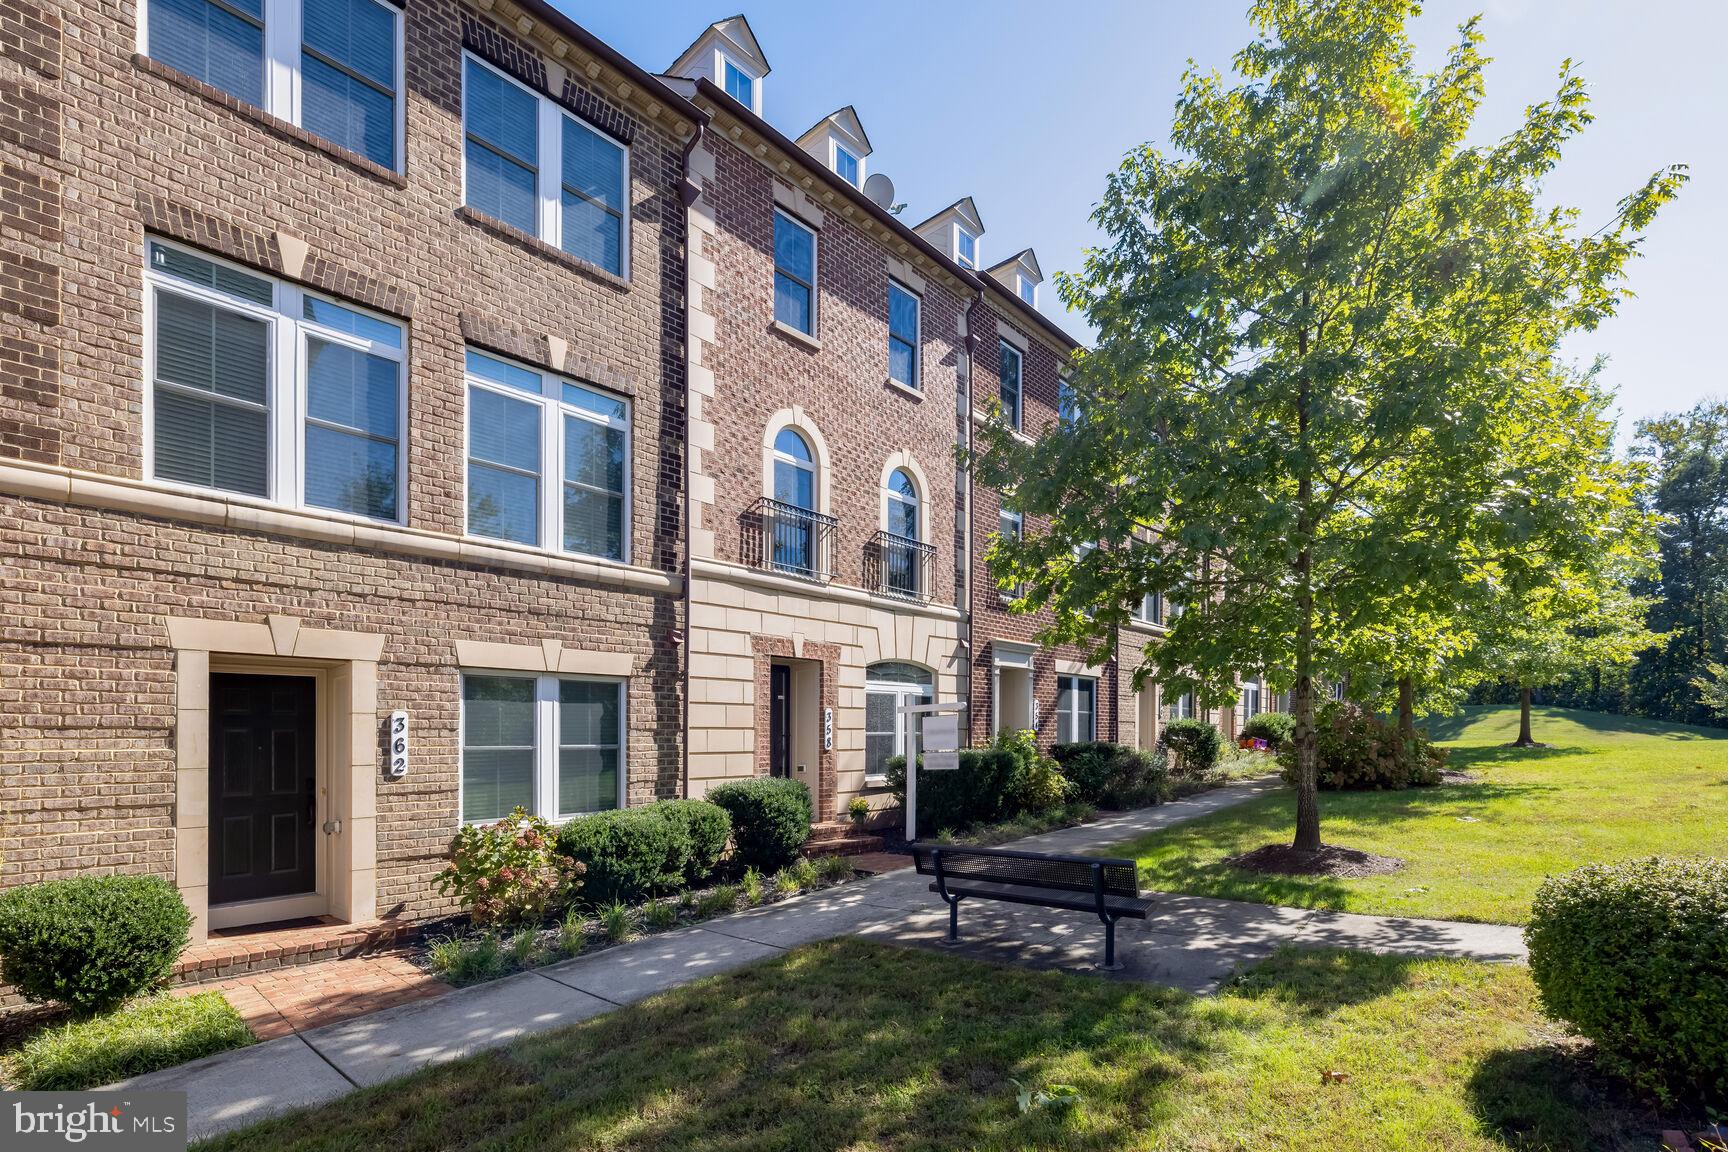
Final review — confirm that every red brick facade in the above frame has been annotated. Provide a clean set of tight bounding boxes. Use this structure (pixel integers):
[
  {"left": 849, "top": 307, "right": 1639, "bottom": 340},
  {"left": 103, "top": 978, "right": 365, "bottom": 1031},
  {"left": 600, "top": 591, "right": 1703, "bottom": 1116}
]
[{"left": 0, "top": 0, "right": 696, "bottom": 931}]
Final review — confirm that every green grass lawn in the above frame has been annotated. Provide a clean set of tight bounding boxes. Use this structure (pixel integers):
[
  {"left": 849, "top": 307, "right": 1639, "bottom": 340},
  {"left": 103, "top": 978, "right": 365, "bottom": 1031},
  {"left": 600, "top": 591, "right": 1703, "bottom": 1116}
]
[
  {"left": 201, "top": 937, "right": 1670, "bottom": 1152},
  {"left": 3, "top": 991, "right": 253, "bottom": 1090},
  {"left": 1118, "top": 705, "right": 1728, "bottom": 924}
]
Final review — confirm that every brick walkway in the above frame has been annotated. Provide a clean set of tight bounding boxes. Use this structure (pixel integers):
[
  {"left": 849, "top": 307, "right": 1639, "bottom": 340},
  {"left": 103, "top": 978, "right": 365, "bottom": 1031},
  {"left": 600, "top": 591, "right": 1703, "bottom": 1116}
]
[{"left": 184, "top": 952, "right": 451, "bottom": 1040}]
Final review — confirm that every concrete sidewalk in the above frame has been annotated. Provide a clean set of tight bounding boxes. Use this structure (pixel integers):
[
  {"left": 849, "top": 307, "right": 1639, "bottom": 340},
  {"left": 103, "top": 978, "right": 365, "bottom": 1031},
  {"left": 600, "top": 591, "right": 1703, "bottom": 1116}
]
[{"left": 117, "top": 776, "right": 1526, "bottom": 1140}]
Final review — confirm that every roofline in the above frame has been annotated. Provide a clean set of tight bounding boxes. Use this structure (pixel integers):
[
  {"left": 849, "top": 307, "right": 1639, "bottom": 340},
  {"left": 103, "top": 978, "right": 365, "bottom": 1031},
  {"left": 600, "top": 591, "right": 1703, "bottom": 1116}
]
[
  {"left": 686, "top": 77, "right": 1081, "bottom": 352},
  {"left": 514, "top": 0, "right": 706, "bottom": 131},
  {"left": 692, "top": 76, "right": 983, "bottom": 294},
  {"left": 667, "top": 13, "right": 771, "bottom": 78}
]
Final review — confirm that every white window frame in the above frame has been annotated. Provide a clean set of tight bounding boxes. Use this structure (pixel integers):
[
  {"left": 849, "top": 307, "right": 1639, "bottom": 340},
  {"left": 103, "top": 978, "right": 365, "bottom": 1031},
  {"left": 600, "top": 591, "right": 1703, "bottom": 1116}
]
[
  {"left": 998, "top": 339, "right": 1023, "bottom": 432},
  {"left": 1056, "top": 674, "right": 1097, "bottom": 743},
  {"left": 722, "top": 56, "right": 755, "bottom": 110},
  {"left": 1134, "top": 592, "right": 1165, "bottom": 626},
  {"left": 137, "top": 0, "right": 406, "bottom": 172},
  {"left": 887, "top": 279, "right": 920, "bottom": 389},
  {"left": 955, "top": 226, "right": 977, "bottom": 269},
  {"left": 1243, "top": 677, "right": 1264, "bottom": 718},
  {"left": 863, "top": 664, "right": 933, "bottom": 784},
  {"left": 458, "top": 671, "right": 627, "bottom": 825},
  {"left": 832, "top": 142, "right": 860, "bottom": 186},
  {"left": 773, "top": 208, "right": 818, "bottom": 335},
  {"left": 1017, "top": 274, "right": 1036, "bottom": 306},
  {"left": 461, "top": 53, "right": 632, "bottom": 279},
  {"left": 141, "top": 239, "right": 408, "bottom": 524},
  {"left": 996, "top": 507, "right": 1024, "bottom": 601},
  {"left": 462, "top": 349, "right": 633, "bottom": 564}
]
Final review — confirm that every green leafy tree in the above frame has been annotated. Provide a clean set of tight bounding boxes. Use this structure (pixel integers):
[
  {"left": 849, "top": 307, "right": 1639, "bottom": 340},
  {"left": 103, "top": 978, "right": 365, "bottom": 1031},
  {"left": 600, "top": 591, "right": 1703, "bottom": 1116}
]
[
  {"left": 976, "top": 0, "right": 1682, "bottom": 852},
  {"left": 1628, "top": 401, "right": 1728, "bottom": 723},
  {"left": 1693, "top": 663, "right": 1728, "bottom": 717}
]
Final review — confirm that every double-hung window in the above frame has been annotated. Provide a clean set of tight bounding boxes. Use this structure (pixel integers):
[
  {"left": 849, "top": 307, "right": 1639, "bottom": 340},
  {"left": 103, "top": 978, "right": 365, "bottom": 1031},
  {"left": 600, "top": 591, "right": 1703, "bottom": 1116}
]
[
  {"left": 463, "top": 55, "right": 630, "bottom": 277},
  {"left": 144, "top": 0, "right": 401, "bottom": 169},
  {"left": 774, "top": 210, "right": 816, "bottom": 335},
  {"left": 146, "top": 240, "right": 405, "bottom": 520},
  {"left": 888, "top": 281, "right": 919, "bottom": 389},
  {"left": 999, "top": 340, "right": 1023, "bottom": 431},
  {"left": 834, "top": 145, "right": 860, "bottom": 186},
  {"left": 723, "top": 59, "right": 754, "bottom": 107},
  {"left": 470, "top": 354, "right": 632, "bottom": 566},
  {"left": 1059, "top": 375, "right": 1079, "bottom": 426},
  {"left": 1242, "top": 677, "right": 1263, "bottom": 718},
  {"left": 465, "top": 350, "right": 631, "bottom": 562},
  {"left": 996, "top": 508, "right": 1024, "bottom": 600},
  {"left": 956, "top": 228, "right": 977, "bottom": 270},
  {"left": 864, "top": 663, "right": 933, "bottom": 783},
  {"left": 1056, "top": 675, "right": 1096, "bottom": 743},
  {"left": 460, "top": 672, "right": 624, "bottom": 823},
  {"left": 1135, "top": 592, "right": 1164, "bottom": 626}
]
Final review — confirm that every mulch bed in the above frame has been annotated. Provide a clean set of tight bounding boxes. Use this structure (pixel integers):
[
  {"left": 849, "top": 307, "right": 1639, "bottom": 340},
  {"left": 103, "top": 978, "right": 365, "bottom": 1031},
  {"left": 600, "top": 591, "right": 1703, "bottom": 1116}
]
[{"left": 1225, "top": 843, "right": 1406, "bottom": 878}]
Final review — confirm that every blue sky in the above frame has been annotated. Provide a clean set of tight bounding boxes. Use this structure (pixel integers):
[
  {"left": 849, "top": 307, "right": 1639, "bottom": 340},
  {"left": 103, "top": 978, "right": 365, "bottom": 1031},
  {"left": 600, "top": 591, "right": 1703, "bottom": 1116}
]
[{"left": 563, "top": 1, "right": 1723, "bottom": 434}]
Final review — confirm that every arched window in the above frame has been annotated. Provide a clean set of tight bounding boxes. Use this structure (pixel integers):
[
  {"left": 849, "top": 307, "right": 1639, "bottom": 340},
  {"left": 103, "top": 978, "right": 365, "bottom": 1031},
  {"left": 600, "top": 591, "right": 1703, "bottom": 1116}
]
[
  {"left": 770, "top": 428, "right": 816, "bottom": 575},
  {"left": 864, "top": 662, "right": 934, "bottom": 783},
  {"left": 879, "top": 467, "right": 924, "bottom": 597},
  {"left": 886, "top": 468, "right": 918, "bottom": 540}
]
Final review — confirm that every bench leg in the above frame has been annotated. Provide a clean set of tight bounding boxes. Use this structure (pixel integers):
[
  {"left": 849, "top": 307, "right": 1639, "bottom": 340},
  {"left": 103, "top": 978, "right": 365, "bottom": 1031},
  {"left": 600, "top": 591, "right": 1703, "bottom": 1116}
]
[
  {"left": 1097, "top": 915, "right": 1123, "bottom": 972},
  {"left": 943, "top": 895, "right": 963, "bottom": 944}
]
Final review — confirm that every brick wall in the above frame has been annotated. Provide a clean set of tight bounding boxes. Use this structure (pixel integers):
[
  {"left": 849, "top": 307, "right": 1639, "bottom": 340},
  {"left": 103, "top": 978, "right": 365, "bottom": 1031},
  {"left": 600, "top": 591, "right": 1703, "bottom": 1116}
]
[
  {"left": 698, "top": 135, "right": 966, "bottom": 601},
  {"left": 966, "top": 294, "right": 1118, "bottom": 750},
  {"left": 0, "top": 0, "right": 693, "bottom": 921}
]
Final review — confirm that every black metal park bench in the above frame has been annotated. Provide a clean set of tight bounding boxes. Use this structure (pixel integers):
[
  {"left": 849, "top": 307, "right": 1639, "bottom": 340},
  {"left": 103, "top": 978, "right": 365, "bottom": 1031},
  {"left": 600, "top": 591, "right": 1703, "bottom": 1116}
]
[{"left": 909, "top": 842, "right": 1154, "bottom": 970}]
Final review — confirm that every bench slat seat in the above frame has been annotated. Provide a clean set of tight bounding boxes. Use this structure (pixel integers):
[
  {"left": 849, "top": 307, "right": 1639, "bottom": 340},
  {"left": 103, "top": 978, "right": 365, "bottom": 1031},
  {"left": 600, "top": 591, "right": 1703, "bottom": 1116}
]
[{"left": 909, "top": 842, "right": 1152, "bottom": 969}]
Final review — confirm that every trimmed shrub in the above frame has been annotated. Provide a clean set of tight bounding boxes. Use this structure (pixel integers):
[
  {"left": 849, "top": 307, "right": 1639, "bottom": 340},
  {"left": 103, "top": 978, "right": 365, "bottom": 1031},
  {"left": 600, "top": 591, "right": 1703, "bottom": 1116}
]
[
  {"left": 556, "top": 808, "right": 681, "bottom": 905},
  {"left": 707, "top": 778, "right": 813, "bottom": 871},
  {"left": 1240, "top": 711, "right": 1295, "bottom": 748},
  {"left": 1526, "top": 857, "right": 1728, "bottom": 1106},
  {"left": 887, "top": 746, "right": 1020, "bottom": 834},
  {"left": 436, "top": 808, "right": 583, "bottom": 926},
  {"left": 1276, "top": 701, "right": 1444, "bottom": 790},
  {"left": 652, "top": 800, "right": 731, "bottom": 887},
  {"left": 1160, "top": 718, "right": 1222, "bottom": 775},
  {"left": 1010, "top": 750, "right": 1072, "bottom": 814},
  {"left": 1051, "top": 741, "right": 1168, "bottom": 808},
  {"left": 0, "top": 875, "right": 193, "bottom": 1012}
]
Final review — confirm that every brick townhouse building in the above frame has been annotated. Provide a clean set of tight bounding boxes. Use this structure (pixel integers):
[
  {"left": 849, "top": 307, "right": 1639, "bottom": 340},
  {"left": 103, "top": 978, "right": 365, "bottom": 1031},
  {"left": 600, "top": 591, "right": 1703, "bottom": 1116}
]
[
  {"left": 662, "top": 18, "right": 975, "bottom": 826},
  {"left": 0, "top": 0, "right": 1227, "bottom": 957},
  {"left": 0, "top": 0, "right": 702, "bottom": 941}
]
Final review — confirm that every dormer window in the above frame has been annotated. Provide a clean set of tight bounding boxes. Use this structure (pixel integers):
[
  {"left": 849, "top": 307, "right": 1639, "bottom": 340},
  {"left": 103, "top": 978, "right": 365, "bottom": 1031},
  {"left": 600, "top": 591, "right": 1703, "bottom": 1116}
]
[
  {"left": 1018, "top": 275, "right": 1036, "bottom": 305},
  {"left": 956, "top": 228, "right": 977, "bottom": 270},
  {"left": 834, "top": 145, "right": 860, "bottom": 186},
  {"left": 723, "top": 58, "right": 754, "bottom": 108}
]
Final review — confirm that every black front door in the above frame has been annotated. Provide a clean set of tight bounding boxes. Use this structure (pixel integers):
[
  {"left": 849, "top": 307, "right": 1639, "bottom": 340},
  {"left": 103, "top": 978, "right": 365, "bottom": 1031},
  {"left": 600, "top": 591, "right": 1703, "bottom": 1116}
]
[
  {"left": 769, "top": 664, "right": 792, "bottom": 779},
  {"left": 209, "top": 674, "right": 317, "bottom": 905}
]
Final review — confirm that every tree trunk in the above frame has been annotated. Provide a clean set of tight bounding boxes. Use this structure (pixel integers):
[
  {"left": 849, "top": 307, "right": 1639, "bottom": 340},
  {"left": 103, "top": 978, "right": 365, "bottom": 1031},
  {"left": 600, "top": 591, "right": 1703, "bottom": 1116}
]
[
  {"left": 1514, "top": 682, "right": 1536, "bottom": 746},
  {"left": 1291, "top": 314, "right": 1321, "bottom": 854},
  {"left": 1397, "top": 676, "right": 1415, "bottom": 743}
]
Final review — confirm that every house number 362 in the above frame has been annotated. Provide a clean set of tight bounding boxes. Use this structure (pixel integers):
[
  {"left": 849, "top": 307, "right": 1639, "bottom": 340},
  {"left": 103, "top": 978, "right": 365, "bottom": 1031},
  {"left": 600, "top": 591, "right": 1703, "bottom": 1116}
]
[{"left": 387, "top": 710, "right": 409, "bottom": 778}]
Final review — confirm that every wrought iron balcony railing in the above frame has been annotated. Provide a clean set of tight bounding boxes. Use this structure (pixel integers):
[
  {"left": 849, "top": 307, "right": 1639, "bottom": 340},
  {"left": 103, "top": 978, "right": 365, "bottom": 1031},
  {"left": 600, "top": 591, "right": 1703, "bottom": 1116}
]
[
  {"left": 866, "top": 530, "right": 936, "bottom": 601},
  {"left": 745, "top": 497, "right": 839, "bottom": 584}
]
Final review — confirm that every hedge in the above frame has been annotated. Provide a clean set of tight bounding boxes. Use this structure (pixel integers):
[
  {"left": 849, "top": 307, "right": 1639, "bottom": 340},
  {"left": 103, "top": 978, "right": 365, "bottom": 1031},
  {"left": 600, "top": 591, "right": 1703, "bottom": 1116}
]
[
  {"left": 555, "top": 808, "right": 679, "bottom": 904},
  {"left": 0, "top": 875, "right": 192, "bottom": 1012},
  {"left": 653, "top": 799, "right": 731, "bottom": 886},
  {"left": 1526, "top": 856, "right": 1728, "bottom": 1106},
  {"left": 1050, "top": 741, "right": 1168, "bottom": 808},
  {"left": 706, "top": 778, "right": 813, "bottom": 871}
]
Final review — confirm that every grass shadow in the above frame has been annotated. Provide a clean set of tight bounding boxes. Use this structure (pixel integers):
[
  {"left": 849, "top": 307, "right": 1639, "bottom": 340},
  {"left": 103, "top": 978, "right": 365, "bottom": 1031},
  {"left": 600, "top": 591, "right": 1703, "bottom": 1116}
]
[
  {"left": 195, "top": 938, "right": 1246, "bottom": 1152},
  {"left": 1221, "top": 946, "right": 1427, "bottom": 1015},
  {"left": 1465, "top": 1043, "right": 1669, "bottom": 1151}
]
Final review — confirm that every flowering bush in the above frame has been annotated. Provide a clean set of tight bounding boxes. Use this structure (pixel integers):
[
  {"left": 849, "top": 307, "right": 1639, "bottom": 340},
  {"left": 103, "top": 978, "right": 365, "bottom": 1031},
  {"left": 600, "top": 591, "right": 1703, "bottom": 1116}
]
[{"left": 435, "top": 808, "right": 583, "bottom": 927}]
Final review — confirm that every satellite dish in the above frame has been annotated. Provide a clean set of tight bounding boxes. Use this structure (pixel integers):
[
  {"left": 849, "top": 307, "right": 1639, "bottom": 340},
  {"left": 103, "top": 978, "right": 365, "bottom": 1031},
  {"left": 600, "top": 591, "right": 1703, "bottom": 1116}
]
[{"left": 863, "top": 171, "right": 896, "bottom": 209}]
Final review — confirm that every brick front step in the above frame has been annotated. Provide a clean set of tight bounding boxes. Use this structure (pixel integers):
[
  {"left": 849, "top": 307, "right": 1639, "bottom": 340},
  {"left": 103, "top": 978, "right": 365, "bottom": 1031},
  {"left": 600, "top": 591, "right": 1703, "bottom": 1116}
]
[
  {"left": 173, "top": 916, "right": 423, "bottom": 987},
  {"left": 804, "top": 831, "right": 886, "bottom": 857},
  {"left": 808, "top": 820, "right": 878, "bottom": 843}
]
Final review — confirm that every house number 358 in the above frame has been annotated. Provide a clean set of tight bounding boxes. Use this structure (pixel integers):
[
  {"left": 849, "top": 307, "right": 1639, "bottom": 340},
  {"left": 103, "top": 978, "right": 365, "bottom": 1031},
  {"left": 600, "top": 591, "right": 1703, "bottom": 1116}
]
[{"left": 387, "top": 710, "right": 409, "bottom": 778}]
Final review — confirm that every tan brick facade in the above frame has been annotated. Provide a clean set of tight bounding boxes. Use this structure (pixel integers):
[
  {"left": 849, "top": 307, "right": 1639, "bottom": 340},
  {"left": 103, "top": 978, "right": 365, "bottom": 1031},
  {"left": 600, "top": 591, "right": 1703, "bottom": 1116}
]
[{"left": 0, "top": 0, "right": 697, "bottom": 937}]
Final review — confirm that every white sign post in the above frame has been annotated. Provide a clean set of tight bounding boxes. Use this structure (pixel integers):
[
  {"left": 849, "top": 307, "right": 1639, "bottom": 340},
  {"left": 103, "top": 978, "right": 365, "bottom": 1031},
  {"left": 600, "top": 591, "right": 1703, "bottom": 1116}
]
[{"left": 898, "top": 700, "right": 966, "bottom": 844}]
